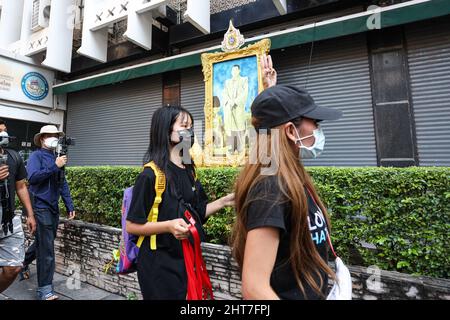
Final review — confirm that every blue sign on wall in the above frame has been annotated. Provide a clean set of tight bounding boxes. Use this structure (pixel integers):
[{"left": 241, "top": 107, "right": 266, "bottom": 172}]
[{"left": 21, "top": 72, "right": 49, "bottom": 101}]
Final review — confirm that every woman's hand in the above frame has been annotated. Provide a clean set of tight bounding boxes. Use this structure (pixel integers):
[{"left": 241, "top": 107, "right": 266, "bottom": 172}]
[
  {"left": 261, "top": 54, "right": 277, "bottom": 89},
  {"left": 206, "top": 193, "right": 235, "bottom": 218},
  {"left": 221, "top": 193, "right": 235, "bottom": 208},
  {"left": 168, "top": 218, "right": 190, "bottom": 240}
]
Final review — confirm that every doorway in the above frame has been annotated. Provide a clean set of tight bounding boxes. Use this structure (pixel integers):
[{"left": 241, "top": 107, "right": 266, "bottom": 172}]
[{"left": 2, "top": 117, "right": 46, "bottom": 164}]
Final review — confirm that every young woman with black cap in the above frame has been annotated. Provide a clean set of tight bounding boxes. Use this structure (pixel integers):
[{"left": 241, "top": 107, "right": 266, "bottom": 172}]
[{"left": 231, "top": 63, "right": 343, "bottom": 299}]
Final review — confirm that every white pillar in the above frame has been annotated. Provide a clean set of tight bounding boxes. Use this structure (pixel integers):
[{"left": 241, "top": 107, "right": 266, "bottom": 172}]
[
  {"left": 184, "top": 0, "right": 210, "bottom": 34},
  {"left": 77, "top": 0, "right": 108, "bottom": 63},
  {"left": 42, "top": 0, "right": 76, "bottom": 73},
  {"left": 0, "top": 0, "right": 25, "bottom": 49},
  {"left": 19, "top": 0, "right": 33, "bottom": 56}
]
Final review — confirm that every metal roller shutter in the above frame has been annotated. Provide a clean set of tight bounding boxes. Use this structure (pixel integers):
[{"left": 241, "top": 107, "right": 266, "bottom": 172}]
[
  {"left": 66, "top": 75, "right": 162, "bottom": 166},
  {"left": 406, "top": 18, "right": 450, "bottom": 166},
  {"left": 274, "top": 33, "right": 377, "bottom": 167},
  {"left": 180, "top": 67, "right": 206, "bottom": 145}
]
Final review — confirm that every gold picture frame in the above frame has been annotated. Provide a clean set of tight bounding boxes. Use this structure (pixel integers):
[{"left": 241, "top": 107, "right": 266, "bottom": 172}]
[{"left": 200, "top": 38, "right": 271, "bottom": 167}]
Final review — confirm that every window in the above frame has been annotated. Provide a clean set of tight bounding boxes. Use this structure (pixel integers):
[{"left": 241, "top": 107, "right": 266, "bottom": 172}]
[{"left": 163, "top": 71, "right": 180, "bottom": 107}]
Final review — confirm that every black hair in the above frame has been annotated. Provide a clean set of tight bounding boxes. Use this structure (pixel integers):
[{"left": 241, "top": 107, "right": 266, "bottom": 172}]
[
  {"left": 0, "top": 119, "right": 5, "bottom": 126},
  {"left": 232, "top": 65, "right": 240, "bottom": 70},
  {"left": 143, "top": 105, "right": 195, "bottom": 194}
]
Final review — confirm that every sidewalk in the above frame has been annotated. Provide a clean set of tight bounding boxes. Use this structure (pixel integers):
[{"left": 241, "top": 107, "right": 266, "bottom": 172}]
[{"left": 0, "top": 264, "right": 125, "bottom": 300}]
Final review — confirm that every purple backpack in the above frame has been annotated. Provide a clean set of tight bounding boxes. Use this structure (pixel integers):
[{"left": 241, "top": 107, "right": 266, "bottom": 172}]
[{"left": 116, "top": 187, "right": 139, "bottom": 274}]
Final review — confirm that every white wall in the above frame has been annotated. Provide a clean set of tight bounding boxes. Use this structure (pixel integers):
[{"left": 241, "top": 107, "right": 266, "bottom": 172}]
[{"left": 0, "top": 101, "right": 64, "bottom": 127}]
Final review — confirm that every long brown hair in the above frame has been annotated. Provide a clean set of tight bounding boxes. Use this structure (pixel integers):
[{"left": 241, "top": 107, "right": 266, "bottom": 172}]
[{"left": 230, "top": 117, "right": 335, "bottom": 298}]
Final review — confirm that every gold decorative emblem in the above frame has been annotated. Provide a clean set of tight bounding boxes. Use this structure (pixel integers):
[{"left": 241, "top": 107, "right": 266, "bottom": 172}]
[{"left": 221, "top": 20, "right": 245, "bottom": 52}]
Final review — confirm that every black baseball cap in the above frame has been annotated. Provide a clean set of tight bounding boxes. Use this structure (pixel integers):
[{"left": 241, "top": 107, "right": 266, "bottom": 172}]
[{"left": 251, "top": 85, "right": 343, "bottom": 129}]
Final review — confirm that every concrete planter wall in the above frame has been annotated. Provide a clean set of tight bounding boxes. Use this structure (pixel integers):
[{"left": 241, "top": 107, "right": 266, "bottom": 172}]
[{"left": 23, "top": 217, "right": 450, "bottom": 300}]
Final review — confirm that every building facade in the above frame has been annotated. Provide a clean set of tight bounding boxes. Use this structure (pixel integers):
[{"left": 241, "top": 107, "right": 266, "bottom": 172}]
[
  {"left": 1, "top": 0, "right": 449, "bottom": 166},
  {"left": 0, "top": 50, "right": 66, "bottom": 162}
]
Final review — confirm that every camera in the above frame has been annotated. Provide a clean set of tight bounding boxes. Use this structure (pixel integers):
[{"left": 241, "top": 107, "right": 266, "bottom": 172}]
[
  {"left": 0, "top": 154, "right": 8, "bottom": 181},
  {"left": 0, "top": 153, "right": 11, "bottom": 234},
  {"left": 0, "top": 154, "right": 7, "bottom": 166},
  {"left": 56, "top": 137, "right": 75, "bottom": 186},
  {"left": 56, "top": 136, "right": 76, "bottom": 157}
]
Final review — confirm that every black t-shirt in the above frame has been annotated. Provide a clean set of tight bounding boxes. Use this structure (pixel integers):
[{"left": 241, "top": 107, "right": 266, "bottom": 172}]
[
  {"left": 246, "top": 176, "right": 330, "bottom": 300},
  {"left": 126, "top": 161, "right": 208, "bottom": 300},
  {"left": 1, "top": 148, "right": 27, "bottom": 212}
]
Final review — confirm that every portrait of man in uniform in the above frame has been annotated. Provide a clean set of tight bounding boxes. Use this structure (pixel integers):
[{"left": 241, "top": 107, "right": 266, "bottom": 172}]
[
  {"left": 211, "top": 56, "right": 258, "bottom": 157},
  {"left": 222, "top": 65, "right": 249, "bottom": 155},
  {"left": 202, "top": 38, "right": 271, "bottom": 166}
]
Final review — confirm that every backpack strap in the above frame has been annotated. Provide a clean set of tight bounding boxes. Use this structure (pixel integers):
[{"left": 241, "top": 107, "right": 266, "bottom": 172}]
[
  {"left": 192, "top": 167, "right": 197, "bottom": 182},
  {"left": 4, "top": 148, "right": 21, "bottom": 169},
  {"left": 136, "top": 161, "right": 166, "bottom": 251}
]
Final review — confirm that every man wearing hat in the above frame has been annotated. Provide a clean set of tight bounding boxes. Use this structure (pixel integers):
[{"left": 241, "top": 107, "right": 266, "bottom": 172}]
[{"left": 21, "top": 125, "right": 75, "bottom": 300}]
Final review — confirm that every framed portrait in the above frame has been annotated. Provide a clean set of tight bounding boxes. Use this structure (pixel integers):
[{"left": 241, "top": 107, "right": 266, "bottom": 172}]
[{"left": 200, "top": 38, "right": 271, "bottom": 166}]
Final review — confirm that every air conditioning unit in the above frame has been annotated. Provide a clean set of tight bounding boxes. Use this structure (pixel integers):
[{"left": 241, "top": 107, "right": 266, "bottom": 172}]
[{"left": 31, "top": 0, "right": 51, "bottom": 32}]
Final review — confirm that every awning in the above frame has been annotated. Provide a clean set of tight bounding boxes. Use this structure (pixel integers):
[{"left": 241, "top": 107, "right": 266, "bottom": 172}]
[{"left": 53, "top": 0, "right": 450, "bottom": 95}]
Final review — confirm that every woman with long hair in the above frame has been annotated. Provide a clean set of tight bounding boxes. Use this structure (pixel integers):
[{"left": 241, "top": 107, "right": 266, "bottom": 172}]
[
  {"left": 126, "top": 105, "right": 234, "bottom": 300},
  {"left": 231, "top": 83, "right": 343, "bottom": 299}
]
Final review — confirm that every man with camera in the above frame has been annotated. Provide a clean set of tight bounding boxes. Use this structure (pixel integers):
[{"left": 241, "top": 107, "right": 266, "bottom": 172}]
[
  {"left": 22, "top": 125, "right": 75, "bottom": 300},
  {"left": 0, "top": 119, "right": 36, "bottom": 293}
]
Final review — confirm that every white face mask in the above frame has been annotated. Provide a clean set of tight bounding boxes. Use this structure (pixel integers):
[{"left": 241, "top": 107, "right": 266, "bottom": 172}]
[
  {"left": 293, "top": 125, "right": 325, "bottom": 159},
  {"left": 43, "top": 137, "right": 59, "bottom": 149},
  {"left": 0, "top": 131, "right": 9, "bottom": 146}
]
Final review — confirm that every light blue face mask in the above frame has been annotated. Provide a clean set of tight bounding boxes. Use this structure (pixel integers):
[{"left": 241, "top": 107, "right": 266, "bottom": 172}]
[
  {"left": 0, "top": 131, "right": 9, "bottom": 147},
  {"left": 293, "top": 126, "right": 325, "bottom": 159}
]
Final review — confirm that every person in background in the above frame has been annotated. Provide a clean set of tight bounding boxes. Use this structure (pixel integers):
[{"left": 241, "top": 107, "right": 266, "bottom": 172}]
[
  {"left": 22, "top": 125, "right": 75, "bottom": 300},
  {"left": 0, "top": 119, "right": 36, "bottom": 293}
]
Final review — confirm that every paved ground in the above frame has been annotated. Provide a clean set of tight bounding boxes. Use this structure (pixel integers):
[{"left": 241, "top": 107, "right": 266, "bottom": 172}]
[{"left": 0, "top": 264, "right": 125, "bottom": 300}]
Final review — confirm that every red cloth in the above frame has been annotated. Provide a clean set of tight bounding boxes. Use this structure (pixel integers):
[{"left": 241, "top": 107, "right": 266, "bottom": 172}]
[{"left": 182, "top": 210, "right": 214, "bottom": 300}]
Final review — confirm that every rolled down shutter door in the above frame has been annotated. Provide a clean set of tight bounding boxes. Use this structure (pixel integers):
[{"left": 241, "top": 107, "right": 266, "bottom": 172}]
[
  {"left": 66, "top": 75, "right": 162, "bottom": 166},
  {"left": 406, "top": 18, "right": 450, "bottom": 166},
  {"left": 181, "top": 67, "right": 206, "bottom": 145},
  {"left": 275, "top": 33, "right": 377, "bottom": 167}
]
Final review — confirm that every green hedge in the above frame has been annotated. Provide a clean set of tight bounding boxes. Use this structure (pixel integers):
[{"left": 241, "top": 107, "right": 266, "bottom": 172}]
[{"left": 60, "top": 166, "right": 449, "bottom": 278}]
